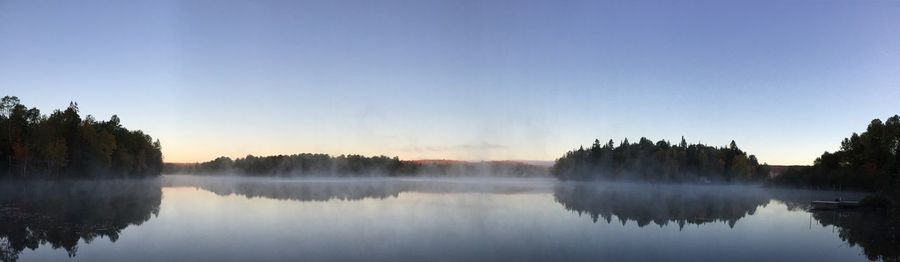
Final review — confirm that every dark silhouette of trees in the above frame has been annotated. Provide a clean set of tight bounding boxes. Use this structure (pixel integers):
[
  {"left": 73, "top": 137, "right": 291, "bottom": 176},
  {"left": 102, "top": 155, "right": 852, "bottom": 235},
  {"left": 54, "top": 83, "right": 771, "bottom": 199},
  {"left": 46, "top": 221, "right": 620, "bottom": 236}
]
[
  {"left": 0, "top": 96, "right": 162, "bottom": 178},
  {"left": 553, "top": 137, "right": 769, "bottom": 182},
  {"left": 408, "top": 160, "right": 549, "bottom": 177},
  {"left": 167, "top": 154, "right": 417, "bottom": 176},
  {"left": 166, "top": 156, "right": 549, "bottom": 177},
  {"left": 771, "top": 115, "right": 900, "bottom": 194}
]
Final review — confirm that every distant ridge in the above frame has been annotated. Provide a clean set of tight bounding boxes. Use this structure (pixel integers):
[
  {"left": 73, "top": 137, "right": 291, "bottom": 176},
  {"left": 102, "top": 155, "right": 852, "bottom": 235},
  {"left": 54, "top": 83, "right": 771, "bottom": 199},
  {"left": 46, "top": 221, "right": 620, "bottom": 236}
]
[
  {"left": 165, "top": 155, "right": 551, "bottom": 177},
  {"left": 167, "top": 159, "right": 554, "bottom": 167},
  {"left": 411, "top": 159, "right": 553, "bottom": 167}
]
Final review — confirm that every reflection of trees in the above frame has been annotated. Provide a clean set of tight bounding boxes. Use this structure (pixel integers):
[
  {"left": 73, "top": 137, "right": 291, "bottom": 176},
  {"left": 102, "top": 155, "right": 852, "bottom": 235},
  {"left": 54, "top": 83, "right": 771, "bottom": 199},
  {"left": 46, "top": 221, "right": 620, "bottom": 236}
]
[
  {"left": 770, "top": 188, "right": 899, "bottom": 261},
  {"left": 186, "top": 180, "right": 408, "bottom": 202},
  {"left": 164, "top": 176, "right": 550, "bottom": 202},
  {"left": 0, "top": 179, "right": 161, "bottom": 262},
  {"left": 812, "top": 210, "right": 900, "bottom": 262},
  {"left": 554, "top": 182, "right": 900, "bottom": 260},
  {"left": 553, "top": 182, "right": 770, "bottom": 228},
  {"left": 766, "top": 188, "right": 867, "bottom": 212}
]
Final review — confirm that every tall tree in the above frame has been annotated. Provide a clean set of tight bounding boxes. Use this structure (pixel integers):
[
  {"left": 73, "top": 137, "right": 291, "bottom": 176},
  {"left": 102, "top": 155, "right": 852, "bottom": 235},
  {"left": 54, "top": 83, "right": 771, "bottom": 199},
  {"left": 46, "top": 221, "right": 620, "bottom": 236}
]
[{"left": 0, "top": 96, "right": 21, "bottom": 175}]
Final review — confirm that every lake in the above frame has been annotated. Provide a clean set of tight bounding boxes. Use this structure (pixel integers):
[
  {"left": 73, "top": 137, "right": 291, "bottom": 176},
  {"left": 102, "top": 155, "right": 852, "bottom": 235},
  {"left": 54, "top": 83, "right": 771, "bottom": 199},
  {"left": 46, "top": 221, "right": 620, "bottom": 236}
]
[{"left": 2, "top": 175, "right": 894, "bottom": 262}]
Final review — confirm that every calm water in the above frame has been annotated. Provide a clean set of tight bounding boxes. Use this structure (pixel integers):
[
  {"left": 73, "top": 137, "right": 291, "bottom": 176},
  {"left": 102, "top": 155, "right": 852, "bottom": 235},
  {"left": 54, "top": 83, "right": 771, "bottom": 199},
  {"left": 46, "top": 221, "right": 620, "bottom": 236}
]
[{"left": 1, "top": 175, "right": 894, "bottom": 261}]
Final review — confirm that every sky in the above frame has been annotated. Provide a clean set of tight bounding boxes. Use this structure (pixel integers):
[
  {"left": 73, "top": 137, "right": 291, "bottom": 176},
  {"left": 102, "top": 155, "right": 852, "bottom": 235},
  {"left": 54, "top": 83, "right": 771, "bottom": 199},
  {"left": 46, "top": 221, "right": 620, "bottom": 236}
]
[{"left": 1, "top": 0, "right": 898, "bottom": 165}]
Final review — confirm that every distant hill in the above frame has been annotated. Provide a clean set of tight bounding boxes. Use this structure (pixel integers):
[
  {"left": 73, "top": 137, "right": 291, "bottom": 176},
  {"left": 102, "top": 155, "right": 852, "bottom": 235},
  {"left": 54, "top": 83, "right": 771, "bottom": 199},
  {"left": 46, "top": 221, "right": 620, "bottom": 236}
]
[
  {"left": 410, "top": 159, "right": 469, "bottom": 165},
  {"left": 766, "top": 165, "right": 810, "bottom": 178},
  {"left": 412, "top": 159, "right": 554, "bottom": 167}
]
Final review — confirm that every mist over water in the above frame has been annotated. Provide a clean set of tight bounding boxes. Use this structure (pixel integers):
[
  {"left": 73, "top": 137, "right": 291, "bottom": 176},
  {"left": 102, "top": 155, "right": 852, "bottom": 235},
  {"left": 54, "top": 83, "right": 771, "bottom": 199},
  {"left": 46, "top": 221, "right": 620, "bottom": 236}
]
[{"left": 1, "top": 175, "right": 888, "bottom": 262}]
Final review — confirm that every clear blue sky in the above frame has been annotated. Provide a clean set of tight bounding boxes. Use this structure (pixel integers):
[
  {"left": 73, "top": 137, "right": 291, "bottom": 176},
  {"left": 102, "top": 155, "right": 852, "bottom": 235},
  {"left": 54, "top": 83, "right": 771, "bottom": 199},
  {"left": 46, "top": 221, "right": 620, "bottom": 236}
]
[{"left": 1, "top": 0, "right": 898, "bottom": 164}]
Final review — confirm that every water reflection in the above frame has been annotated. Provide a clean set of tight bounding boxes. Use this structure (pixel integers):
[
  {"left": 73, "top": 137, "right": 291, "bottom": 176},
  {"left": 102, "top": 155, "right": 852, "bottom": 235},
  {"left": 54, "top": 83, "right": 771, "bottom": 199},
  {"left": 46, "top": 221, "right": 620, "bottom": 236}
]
[
  {"left": 552, "top": 182, "right": 900, "bottom": 261},
  {"left": 552, "top": 182, "right": 770, "bottom": 228},
  {"left": 0, "top": 179, "right": 161, "bottom": 262},
  {"left": 763, "top": 188, "right": 900, "bottom": 261},
  {"left": 813, "top": 209, "right": 900, "bottom": 261},
  {"left": 163, "top": 175, "right": 552, "bottom": 202},
  {"left": 2, "top": 176, "right": 897, "bottom": 261}
]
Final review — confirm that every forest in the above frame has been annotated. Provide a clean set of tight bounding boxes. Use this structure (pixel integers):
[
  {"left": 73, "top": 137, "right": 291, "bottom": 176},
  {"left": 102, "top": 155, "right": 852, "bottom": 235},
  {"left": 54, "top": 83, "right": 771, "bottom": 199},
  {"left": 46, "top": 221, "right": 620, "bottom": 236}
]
[
  {"left": 167, "top": 154, "right": 415, "bottom": 176},
  {"left": 0, "top": 96, "right": 163, "bottom": 178},
  {"left": 553, "top": 137, "right": 770, "bottom": 182},
  {"left": 770, "top": 115, "right": 900, "bottom": 195},
  {"left": 165, "top": 154, "right": 549, "bottom": 177}
]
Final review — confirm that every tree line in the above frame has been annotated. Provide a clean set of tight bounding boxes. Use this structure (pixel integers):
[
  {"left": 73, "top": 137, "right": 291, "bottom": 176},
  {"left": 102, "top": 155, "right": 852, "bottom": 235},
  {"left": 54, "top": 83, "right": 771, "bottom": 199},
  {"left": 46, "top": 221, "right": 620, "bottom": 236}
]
[
  {"left": 0, "top": 96, "right": 163, "bottom": 178},
  {"left": 168, "top": 154, "right": 415, "bottom": 176},
  {"left": 553, "top": 137, "right": 770, "bottom": 182},
  {"left": 165, "top": 154, "right": 549, "bottom": 177},
  {"left": 770, "top": 115, "right": 900, "bottom": 195}
]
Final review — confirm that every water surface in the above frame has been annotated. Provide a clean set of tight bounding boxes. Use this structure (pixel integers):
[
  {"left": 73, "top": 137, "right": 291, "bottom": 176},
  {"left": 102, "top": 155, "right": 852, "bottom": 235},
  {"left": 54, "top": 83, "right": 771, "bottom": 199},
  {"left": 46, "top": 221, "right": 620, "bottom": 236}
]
[{"left": 2, "top": 175, "right": 892, "bottom": 261}]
